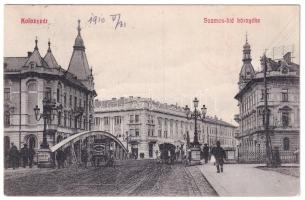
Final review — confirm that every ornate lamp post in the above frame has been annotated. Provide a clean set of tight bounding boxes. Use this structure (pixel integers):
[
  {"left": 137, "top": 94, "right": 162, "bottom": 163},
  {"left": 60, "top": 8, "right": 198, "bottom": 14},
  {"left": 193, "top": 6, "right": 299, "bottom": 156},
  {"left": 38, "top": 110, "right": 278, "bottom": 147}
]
[
  {"left": 184, "top": 97, "right": 207, "bottom": 165},
  {"left": 34, "top": 97, "right": 62, "bottom": 167}
]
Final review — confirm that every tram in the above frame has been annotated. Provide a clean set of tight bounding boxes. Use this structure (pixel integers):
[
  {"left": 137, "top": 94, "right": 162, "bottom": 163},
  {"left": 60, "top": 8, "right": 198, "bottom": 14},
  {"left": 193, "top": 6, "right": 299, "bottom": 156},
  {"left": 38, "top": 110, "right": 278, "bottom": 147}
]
[
  {"left": 159, "top": 143, "right": 176, "bottom": 164},
  {"left": 90, "top": 139, "right": 114, "bottom": 167}
]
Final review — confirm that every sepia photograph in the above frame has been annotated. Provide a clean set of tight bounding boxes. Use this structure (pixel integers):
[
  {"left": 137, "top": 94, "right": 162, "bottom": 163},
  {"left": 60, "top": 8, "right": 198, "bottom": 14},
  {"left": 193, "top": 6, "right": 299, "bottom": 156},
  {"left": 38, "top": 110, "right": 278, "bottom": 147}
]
[{"left": 2, "top": 4, "right": 300, "bottom": 197}]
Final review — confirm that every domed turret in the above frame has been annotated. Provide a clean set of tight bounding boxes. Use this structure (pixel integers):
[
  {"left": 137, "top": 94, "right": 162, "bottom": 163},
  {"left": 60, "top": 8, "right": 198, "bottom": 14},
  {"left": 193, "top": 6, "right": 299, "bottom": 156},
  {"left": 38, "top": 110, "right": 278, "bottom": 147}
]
[
  {"left": 73, "top": 20, "right": 85, "bottom": 50},
  {"left": 238, "top": 33, "right": 255, "bottom": 89}
]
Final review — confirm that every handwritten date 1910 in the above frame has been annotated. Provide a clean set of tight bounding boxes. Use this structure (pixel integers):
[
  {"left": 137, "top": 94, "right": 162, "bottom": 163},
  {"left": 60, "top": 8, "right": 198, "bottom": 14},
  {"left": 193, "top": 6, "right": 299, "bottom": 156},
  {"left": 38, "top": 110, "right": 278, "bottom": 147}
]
[{"left": 88, "top": 13, "right": 126, "bottom": 30}]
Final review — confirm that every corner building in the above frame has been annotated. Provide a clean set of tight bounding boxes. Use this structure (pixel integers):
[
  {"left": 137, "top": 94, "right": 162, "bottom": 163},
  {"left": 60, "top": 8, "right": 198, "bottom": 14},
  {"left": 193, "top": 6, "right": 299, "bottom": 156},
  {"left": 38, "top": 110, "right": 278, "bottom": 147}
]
[
  {"left": 94, "top": 97, "right": 236, "bottom": 159},
  {"left": 4, "top": 21, "right": 96, "bottom": 160},
  {"left": 234, "top": 37, "right": 299, "bottom": 163}
]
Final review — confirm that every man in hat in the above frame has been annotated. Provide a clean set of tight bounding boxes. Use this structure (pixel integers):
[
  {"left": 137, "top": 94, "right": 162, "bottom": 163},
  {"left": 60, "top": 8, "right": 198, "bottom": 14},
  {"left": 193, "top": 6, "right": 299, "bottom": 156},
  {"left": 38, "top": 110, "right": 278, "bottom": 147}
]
[
  {"left": 9, "top": 143, "right": 19, "bottom": 169},
  {"left": 56, "top": 148, "right": 66, "bottom": 169},
  {"left": 203, "top": 143, "right": 210, "bottom": 164},
  {"left": 211, "top": 141, "right": 226, "bottom": 173},
  {"left": 28, "top": 146, "right": 36, "bottom": 168},
  {"left": 20, "top": 143, "right": 29, "bottom": 168}
]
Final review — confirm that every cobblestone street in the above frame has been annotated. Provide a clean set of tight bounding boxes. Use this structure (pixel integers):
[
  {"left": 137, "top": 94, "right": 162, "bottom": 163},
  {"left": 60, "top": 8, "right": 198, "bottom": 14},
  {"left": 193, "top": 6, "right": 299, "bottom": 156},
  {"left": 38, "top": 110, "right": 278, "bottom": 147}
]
[{"left": 4, "top": 160, "right": 217, "bottom": 196}]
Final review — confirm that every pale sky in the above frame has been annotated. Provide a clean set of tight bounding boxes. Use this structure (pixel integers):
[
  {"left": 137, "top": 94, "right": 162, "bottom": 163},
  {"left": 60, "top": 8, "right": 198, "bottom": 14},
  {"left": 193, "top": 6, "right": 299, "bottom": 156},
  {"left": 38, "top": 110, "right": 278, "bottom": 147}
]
[{"left": 4, "top": 5, "right": 300, "bottom": 125}]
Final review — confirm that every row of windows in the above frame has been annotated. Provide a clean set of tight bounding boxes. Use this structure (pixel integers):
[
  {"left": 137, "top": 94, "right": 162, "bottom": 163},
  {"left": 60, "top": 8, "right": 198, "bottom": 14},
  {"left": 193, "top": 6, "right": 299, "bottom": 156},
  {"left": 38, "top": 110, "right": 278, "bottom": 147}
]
[
  {"left": 241, "top": 137, "right": 291, "bottom": 151},
  {"left": 242, "top": 110, "right": 291, "bottom": 132},
  {"left": 242, "top": 88, "right": 290, "bottom": 113}
]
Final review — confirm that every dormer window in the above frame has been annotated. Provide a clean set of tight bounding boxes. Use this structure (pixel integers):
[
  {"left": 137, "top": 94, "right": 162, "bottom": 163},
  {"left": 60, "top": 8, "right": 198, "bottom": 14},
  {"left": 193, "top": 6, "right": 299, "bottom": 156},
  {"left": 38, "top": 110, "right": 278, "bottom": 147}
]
[{"left": 29, "top": 62, "right": 36, "bottom": 69}]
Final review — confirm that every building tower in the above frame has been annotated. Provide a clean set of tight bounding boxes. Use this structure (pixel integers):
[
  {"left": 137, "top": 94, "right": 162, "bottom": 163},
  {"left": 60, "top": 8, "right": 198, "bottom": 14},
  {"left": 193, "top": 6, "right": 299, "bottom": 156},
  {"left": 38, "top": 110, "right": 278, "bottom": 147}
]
[
  {"left": 238, "top": 33, "right": 255, "bottom": 89},
  {"left": 68, "top": 20, "right": 95, "bottom": 91}
]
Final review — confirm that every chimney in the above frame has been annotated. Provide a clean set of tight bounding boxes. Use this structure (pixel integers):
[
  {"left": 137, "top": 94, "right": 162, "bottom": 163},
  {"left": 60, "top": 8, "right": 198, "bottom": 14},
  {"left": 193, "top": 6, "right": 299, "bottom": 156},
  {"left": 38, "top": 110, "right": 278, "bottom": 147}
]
[
  {"left": 27, "top": 52, "right": 32, "bottom": 57},
  {"left": 283, "top": 52, "right": 292, "bottom": 64}
]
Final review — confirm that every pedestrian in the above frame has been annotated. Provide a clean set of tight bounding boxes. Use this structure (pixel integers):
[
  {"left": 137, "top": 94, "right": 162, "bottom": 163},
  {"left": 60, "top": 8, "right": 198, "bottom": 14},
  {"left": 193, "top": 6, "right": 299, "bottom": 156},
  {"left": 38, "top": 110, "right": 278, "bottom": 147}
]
[
  {"left": 28, "top": 146, "right": 36, "bottom": 168},
  {"left": 203, "top": 143, "right": 209, "bottom": 164},
  {"left": 20, "top": 144, "right": 29, "bottom": 168},
  {"left": 211, "top": 141, "right": 226, "bottom": 173},
  {"left": 9, "top": 143, "right": 19, "bottom": 170},
  {"left": 81, "top": 148, "right": 88, "bottom": 168},
  {"left": 56, "top": 148, "right": 65, "bottom": 169}
]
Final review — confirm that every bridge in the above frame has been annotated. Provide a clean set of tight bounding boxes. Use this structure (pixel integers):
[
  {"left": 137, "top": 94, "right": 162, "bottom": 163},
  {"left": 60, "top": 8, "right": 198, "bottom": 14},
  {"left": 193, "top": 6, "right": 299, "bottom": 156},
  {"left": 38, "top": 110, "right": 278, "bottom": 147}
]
[{"left": 50, "top": 130, "right": 128, "bottom": 165}]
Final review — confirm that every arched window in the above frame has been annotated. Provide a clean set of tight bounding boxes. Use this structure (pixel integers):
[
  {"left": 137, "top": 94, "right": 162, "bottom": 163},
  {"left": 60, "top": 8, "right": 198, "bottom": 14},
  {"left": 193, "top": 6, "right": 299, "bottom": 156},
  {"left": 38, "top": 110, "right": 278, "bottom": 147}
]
[
  {"left": 26, "top": 134, "right": 37, "bottom": 149},
  {"left": 283, "top": 137, "right": 290, "bottom": 150}
]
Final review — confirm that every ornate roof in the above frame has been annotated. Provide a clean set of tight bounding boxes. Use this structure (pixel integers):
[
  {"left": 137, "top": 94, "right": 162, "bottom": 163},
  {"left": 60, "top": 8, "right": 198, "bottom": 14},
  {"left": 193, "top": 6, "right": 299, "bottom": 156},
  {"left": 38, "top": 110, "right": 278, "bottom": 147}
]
[
  {"left": 44, "top": 40, "right": 59, "bottom": 68},
  {"left": 24, "top": 38, "right": 48, "bottom": 67},
  {"left": 67, "top": 20, "right": 91, "bottom": 80}
]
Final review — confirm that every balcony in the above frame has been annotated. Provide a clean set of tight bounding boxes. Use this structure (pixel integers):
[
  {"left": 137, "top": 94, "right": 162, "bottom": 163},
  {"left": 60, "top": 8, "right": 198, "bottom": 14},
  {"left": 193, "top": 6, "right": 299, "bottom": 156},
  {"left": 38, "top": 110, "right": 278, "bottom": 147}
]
[
  {"left": 147, "top": 135, "right": 158, "bottom": 143},
  {"left": 129, "top": 135, "right": 141, "bottom": 143}
]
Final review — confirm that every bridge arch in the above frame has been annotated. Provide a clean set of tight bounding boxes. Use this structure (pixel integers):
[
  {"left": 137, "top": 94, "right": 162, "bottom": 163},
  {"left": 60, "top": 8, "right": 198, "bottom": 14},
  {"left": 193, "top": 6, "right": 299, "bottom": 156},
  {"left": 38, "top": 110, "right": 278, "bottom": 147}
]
[{"left": 50, "top": 130, "right": 128, "bottom": 154}]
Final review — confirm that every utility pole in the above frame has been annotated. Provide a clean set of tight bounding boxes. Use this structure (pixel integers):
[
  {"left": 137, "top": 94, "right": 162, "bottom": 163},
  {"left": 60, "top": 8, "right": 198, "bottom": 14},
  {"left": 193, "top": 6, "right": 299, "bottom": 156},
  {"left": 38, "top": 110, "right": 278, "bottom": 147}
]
[{"left": 263, "top": 53, "right": 273, "bottom": 166}]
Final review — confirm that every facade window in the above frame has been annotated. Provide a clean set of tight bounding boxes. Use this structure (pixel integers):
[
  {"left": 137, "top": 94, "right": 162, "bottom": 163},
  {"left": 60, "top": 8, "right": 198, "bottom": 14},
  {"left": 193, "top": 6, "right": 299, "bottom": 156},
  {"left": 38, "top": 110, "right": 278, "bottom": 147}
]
[
  {"left": 164, "top": 131, "right": 168, "bottom": 138},
  {"left": 69, "top": 114, "right": 72, "bottom": 128},
  {"left": 4, "top": 111, "right": 10, "bottom": 127},
  {"left": 44, "top": 87, "right": 52, "bottom": 100},
  {"left": 158, "top": 130, "right": 162, "bottom": 137},
  {"left": 69, "top": 95, "right": 72, "bottom": 107},
  {"left": 283, "top": 137, "right": 290, "bottom": 150},
  {"left": 282, "top": 112, "right": 289, "bottom": 127},
  {"left": 282, "top": 89, "right": 288, "bottom": 102},
  {"left": 158, "top": 118, "right": 162, "bottom": 127},
  {"left": 4, "top": 88, "right": 10, "bottom": 101},
  {"left": 261, "top": 88, "right": 270, "bottom": 100},
  {"left": 64, "top": 93, "right": 67, "bottom": 107},
  {"left": 130, "top": 115, "right": 134, "bottom": 123},
  {"left": 135, "top": 115, "right": 139, "bottom": 123},
  {"left": 74, "top": 97, "right": 77, "bottom": 109},
  {"left": 58, "top": 111, "right": 62, "bottom": 126},
  {"left": 104, "top": 117, "right": 110, "bottom": 125},
  {"left": 57, "top": 83, "right": 62, "bottom": 103},
  {"left": 64, "top": 112, "right": 67, "bottom": 127},
  {"left": 135, "top": 129, "right": 140, "bottom": 136},
  {"left": 114, "top": 116, "right": 121, "bottom": 125}
]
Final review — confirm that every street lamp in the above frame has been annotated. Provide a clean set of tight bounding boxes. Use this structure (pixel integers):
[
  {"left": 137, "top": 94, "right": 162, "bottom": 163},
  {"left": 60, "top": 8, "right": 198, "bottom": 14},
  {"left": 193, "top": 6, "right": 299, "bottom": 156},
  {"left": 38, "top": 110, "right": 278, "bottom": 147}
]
[
  {"left": 184, "top": 98, "right": 207, "bottom": 147},
  {"left": 34, "top": 97, "right": 62, "bottom": 148},
  {"left": 184, "top": 97, "right": 207, "bottom": 165},
  {"left": 34, "top": 97, "right": 62, "bottom": 168}
]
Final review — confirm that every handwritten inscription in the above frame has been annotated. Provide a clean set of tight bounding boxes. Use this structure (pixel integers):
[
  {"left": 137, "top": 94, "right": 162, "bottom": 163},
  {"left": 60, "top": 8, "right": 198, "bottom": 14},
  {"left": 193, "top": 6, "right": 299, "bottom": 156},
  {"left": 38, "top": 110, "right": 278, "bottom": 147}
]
[{"left": 88, "top": 13, "right": 126, "bottom": 30}]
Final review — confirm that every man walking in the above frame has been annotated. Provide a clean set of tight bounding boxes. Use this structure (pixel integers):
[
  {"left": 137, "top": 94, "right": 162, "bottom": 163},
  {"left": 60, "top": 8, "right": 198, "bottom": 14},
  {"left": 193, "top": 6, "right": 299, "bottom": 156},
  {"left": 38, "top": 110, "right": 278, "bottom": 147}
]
[
  {"left": 56, "top": 148, "right": 65, "bottom": 169},
  {"left": 211, "top": 141, "right": 226, "bottom": 173},
  {"left": 9, "top": 143, "right": 19, "bottom": 169},
  {"left": 28, "top": 146, "right": 36, "bottom": 168},
  {"left": 203, "top": 143, "right": 210, "bottom": 164},
  {"left": 20, "top": 144, "right": 29, "bottom": 168},
  {"left": 81, "top": 148, "right": 88, "bottom": 168}
]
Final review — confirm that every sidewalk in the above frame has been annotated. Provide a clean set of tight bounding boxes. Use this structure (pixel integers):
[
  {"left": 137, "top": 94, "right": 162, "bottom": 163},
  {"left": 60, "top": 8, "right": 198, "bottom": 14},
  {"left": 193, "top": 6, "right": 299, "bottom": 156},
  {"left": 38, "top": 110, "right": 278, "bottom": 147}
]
[{"left": 198, "top": 163, "right": 300, "bottom": 196}]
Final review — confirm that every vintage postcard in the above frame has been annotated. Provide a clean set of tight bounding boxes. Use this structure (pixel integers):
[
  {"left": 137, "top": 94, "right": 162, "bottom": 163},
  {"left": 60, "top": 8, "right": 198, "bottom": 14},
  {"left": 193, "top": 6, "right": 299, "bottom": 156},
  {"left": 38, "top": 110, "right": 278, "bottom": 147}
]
[{"left": 3, "top": 4, "right": 300, "bottom": 197}]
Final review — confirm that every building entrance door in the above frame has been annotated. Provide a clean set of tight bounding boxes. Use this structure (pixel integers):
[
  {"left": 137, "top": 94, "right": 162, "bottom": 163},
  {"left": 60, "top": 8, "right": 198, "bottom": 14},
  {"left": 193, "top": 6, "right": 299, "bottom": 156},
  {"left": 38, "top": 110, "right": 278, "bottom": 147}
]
[
  {"left": 131, "top": 148, "right": 138, "bottom": 159},
  {"left": 149, "top": 143, "right": 153, "bottom": 158}
]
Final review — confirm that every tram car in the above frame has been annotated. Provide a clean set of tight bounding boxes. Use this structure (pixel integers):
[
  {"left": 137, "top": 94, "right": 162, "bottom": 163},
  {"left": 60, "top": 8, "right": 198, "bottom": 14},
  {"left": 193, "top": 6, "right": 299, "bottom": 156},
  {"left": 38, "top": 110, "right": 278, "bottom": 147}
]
[
  {"left": 90, "top": 139, "right": 114, "bottom": 167},
  {"left": 91, "top": 139, "right": 107, "bottom": 167},
  {"left": 159, "top": 143, "right": 176, "bottom": 164}
]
